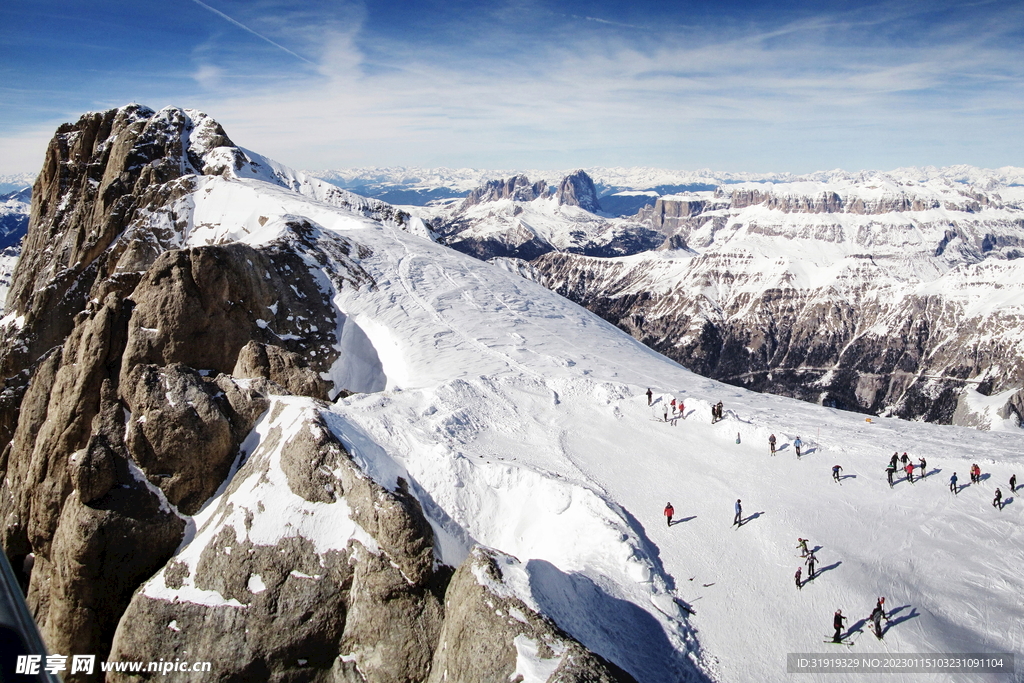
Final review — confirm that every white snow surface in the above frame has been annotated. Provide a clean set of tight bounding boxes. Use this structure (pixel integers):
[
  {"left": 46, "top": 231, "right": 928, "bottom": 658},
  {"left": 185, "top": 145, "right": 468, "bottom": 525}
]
[{"left": 150, "top": 159, "right": 1022, "bottom": 683}]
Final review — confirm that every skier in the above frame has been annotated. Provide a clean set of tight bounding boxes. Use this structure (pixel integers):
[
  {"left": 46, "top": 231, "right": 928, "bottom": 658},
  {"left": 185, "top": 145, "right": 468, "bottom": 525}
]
[
  {"left": 900, "top": 452, "right": 910, "bottom": 466},
  {"left": 993, "top": 488, "right": 1003, "bottom": 510},
  {"left": 664, "top": 406, "right": 669, "bottom": 422},
  {"left": 664, "top": 502, "right": 674, "bottom": 526},
  {"left": 1010, "top": 474, "right": 1017, "bottom": 493},
  {"left": 889, "top": 452, "right": 899, "bottom": 472},
  {"left": 870, "top": 598, "right": 889, "bottom": 638},
  {"left": 971, "top": 463, "right": 981, "bottom": 483},
  {"left": 832, "top": 465, "right": 843, "bottom": 483},
  {"left": 833, "top": 610, "right": 847, "bottom": 643},
  {"left": 797, "top": 538, "right": 810, "bottom": 557},
  {"left": 678, "top": 399, "right": 686, "bottom": 419},
  {"left": 795, "top": 567, "right": 802, "bottom": 589},
  {"left": 794, "top": 436, "right": 802, "bottom": 457},
  {"left": 733, "top": 499, "right": 742, "bottom": 526},
  {"left": 886, "top": 465, "right": 896, "bottom": 488},
  {"left": 711, "top": 404, "right": 717, "bottom": 423},
  {"left": 918, "top": 457, "right": 927, "bottom": 478},
  {"left": 670, "top": 398, "right": 677, "bottom": 414},
  {"left": 905, "top": 462, "right": 914, "bottom": 484},
  {"left": 647, "top": 388, "right": 653, "bottom": 406},
  {"left": 805, "top": 551, "right": 817, "bottom": 579},
  {"left": 769, "top": 433, "right": 777, "bottom": 455},
  {"left": 949, "top": 472, "right": 958, "bottom": 494}
]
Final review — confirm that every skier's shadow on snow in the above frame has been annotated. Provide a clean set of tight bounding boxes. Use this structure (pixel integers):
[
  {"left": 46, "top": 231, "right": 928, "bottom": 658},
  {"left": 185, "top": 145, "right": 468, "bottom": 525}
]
[
  {"left": 838, "top": 474, "right": 857, "bottom": 481},
  {"left": 669, "top": 516, "right": 696, "bottom": 526},
  {"left": 844, "top": 617, "right": 868, "bottom": 639},
  {"left": 812, "top": 561, "right": 842, "bottom": 578},
  {"left": 737, "top": 512, "right": 764, "bottom": 526},
  {"left": 923, "top": 468, "right": 942, "bottom": 478},
  {"left": 804, "top": 447, "right": 817, "bottom": 455},
  {"left": 1000, "top": 496, "right": 1014, "bottom": 508},
  {"left": 883, "top": 606, "right": 919, "bottom": 634},
  {"left": 978, "top": 473, "right": 992, "bottom": 482}
]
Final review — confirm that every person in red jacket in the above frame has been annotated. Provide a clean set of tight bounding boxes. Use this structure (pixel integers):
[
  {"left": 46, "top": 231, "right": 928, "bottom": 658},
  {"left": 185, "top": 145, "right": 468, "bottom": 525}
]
[
  {"left": 664, "top": 502, "right": 674, "bottom": 527},
  {"left": 905, "top": 462, "right": 915, "bottom": 483}
]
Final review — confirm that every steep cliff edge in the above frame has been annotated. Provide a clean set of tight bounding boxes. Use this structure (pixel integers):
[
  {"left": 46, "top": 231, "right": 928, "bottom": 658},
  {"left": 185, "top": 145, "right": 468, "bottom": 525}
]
[{"left": 0, "top": 107, "right": 659, "bottom": 683}]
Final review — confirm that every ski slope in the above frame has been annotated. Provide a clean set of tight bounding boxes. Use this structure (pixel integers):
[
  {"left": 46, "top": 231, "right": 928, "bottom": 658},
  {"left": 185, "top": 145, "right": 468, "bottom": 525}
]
[{"left": 180, "top": 169, "right": 1023, "bottom": 682}]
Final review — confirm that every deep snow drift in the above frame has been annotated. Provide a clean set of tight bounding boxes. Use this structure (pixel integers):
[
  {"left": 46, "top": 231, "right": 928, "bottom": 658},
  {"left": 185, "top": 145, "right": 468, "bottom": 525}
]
[{"left": 148, "top": 167, "right": 1024, "bottom": 682}]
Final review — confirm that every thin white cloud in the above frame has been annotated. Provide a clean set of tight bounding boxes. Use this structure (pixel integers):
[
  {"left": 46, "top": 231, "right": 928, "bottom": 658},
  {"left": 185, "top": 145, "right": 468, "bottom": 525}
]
[
  {"left": 4, "top": 4, "right": 1023, "bottom": 174},
  {"left": 187, "top": 0, "right": 316, "bottom": 66}
]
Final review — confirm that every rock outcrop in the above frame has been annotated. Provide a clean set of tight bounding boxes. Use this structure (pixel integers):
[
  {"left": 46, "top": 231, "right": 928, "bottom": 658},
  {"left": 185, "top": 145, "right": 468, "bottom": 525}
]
[
  {"left": 428, "top": 547, "right": 635, "bottom": 683},
  {"left": 1, "top": 106, "right": 648, "bottom": 683},
  {"left": 555, "top": 170, "right": 601, "bottom": 214},
  {"left": 435, "top": 171, "right": 659, "bottom": 261}
]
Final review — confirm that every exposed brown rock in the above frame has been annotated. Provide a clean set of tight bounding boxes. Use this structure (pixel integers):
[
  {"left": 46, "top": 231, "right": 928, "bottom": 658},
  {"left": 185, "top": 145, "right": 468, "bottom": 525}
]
[
  {"left": 428, "top": 547, "right": 635, "bottom": 683},
  {"left": 233, "top": 340, "right": 331, "bottom": 401}
]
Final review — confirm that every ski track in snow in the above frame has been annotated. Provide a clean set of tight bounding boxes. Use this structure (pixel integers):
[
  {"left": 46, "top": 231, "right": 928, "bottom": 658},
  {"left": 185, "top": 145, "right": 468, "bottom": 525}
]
[{"left": 162, "top": 164, "right": 1024, "bottom": 683}]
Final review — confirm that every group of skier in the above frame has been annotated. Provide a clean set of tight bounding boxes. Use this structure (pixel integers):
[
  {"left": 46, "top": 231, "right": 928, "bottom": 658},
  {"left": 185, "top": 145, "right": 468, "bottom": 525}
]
[
  {"left": 947, "top": 465, "right": 1016, "bottom": 509},
  {"left": 648, "top": 386, "right": 1018, "bottom": 649},
  {"left": 794, "top": 538, "right": 818, "bottom": 588},
  {"left": 884, "top": 451, "right": 926, "bottom": 487},
  {"left": 831, "top": 597, "right": 890, "bottom": 644}
]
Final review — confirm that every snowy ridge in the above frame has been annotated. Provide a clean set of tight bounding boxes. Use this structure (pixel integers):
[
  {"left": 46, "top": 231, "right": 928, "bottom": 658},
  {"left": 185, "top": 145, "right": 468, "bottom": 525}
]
[
  {"left": 19, "top": 102, "right": 1019, "bottom": 681},
  {"left": 141, "top": 157, "right": 1024, "bottom": 681}
]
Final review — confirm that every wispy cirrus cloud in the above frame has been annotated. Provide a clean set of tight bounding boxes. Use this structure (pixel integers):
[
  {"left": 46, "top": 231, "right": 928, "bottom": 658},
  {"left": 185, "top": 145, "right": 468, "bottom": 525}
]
[{"left": 2, "top": 0, "right": 1023, "bottom": 174}]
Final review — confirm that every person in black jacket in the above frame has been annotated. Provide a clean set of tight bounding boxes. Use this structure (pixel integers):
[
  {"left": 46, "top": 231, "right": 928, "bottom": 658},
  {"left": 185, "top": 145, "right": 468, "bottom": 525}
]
[
  {"left": 870, "top": 598, "right": 889, "bottom": 638},
  {"left": 833, "top": 610, "right": 847, "bottom": 642}
]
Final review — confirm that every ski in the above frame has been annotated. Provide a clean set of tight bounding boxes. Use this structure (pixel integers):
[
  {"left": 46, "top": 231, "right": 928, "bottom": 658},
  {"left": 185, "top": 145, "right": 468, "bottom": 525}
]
[{"left": 823, "top": 640, "right": 854, "bottom": 647}]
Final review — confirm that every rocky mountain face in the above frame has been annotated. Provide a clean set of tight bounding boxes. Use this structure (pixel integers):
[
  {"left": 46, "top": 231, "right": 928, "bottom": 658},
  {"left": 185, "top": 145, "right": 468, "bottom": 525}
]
[
  {"left": 0, "top": 106, "right": 635, "bottom": 682},
  {"left": 522, "top": 178, "right": 1024, "bottom": 427},
  {"left": 426, "top": 170, "right": 661, "bottom": 261}
]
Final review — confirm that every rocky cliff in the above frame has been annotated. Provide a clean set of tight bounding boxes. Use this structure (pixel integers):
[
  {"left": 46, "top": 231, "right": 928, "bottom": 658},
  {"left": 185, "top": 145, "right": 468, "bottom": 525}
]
[
  {"left": 0, "top": 106, "right": 642, "bottom": 682},
  {"left": 527, "top": 180, "right": 1024, "bottom": 426},
  {"left": 428, "top": 170, "right": 660, "bottom": 260}
]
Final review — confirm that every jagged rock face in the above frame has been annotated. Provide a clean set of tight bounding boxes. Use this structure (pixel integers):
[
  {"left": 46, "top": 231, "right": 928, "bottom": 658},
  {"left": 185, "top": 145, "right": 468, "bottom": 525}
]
[
  {"left": 1, "top": 105, "right": 643, "bottom": 683},
  {"left": 120, "top": 241, "right": 340, "bottom": 378},
  {"left": 531, "top": 239, "right": 1024, "bottom": 424},
  {"left": 432, "top": 170, "right": 661, "bottom": 261},
  {"left": 0, "top": 106, "right": 384, "bottom": 676},
  {"left": 3, "top": 105, "right": 222, "bottom": 378},
  {"left": 234, "top": 341, "right": 332, "bottom": 401},
  {"left": 556, "top": 170, "right": 602, "bottom": 214},
  {"left": 428, "top": 547, "right": 635, "bottom": 683},
  {"left": 461, "top": 175, "right": 551, "bottom": 208},
  {"left": 109, "top": 405, "right": 447, "bottom": 683}
]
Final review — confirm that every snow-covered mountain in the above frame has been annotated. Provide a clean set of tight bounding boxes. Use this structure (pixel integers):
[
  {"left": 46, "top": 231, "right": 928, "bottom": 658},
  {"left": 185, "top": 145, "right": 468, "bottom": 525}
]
[
  {"left": 402, "top": 166, "right": 1024, "bottom": 428},
  {"left": 0, "top": 173, "right": 35, "bottom": 195},
  {"left": 411, "top": 170, "right": 663, "bottom": 260},
  {"left": 0, "top": 187, "right": 31, "bottom": 314},
  {"left": 2, "top": 106, "right": 1022, "bottom": 683},
  {"left": 307, "top": 165, "right": 1024, "bottom": 209}
]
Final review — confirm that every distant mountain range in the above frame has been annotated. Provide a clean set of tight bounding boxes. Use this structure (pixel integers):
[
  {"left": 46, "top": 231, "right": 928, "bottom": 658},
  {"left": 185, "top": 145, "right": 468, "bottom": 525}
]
[
  {"left": 409, "top": 167, "right": 1024, "bottom": 428},
  {"left": 303, "top": 165, "right": 1024, "bottom": 210}
]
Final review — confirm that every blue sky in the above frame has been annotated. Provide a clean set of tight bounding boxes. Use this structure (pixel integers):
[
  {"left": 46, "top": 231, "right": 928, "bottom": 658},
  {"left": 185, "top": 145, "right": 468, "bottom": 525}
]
[{"left": 1, "top": 0, "right": 1023, "bottom": 175}]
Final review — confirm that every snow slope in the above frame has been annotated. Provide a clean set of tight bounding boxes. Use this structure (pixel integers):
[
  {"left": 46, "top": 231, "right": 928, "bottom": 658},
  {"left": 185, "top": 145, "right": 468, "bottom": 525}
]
[{"left": 160, "top": 165, "right": 1023, "bottom": 682}]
